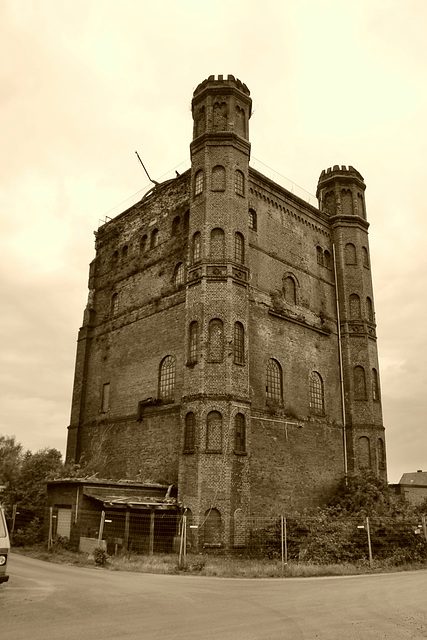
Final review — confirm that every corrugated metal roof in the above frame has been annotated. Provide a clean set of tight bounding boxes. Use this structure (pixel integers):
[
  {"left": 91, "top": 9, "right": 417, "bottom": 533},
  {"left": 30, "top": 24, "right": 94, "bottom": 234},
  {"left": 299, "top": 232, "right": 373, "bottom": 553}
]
[{"left": 83, "top": 488, "right": 178, "bottom": 510}]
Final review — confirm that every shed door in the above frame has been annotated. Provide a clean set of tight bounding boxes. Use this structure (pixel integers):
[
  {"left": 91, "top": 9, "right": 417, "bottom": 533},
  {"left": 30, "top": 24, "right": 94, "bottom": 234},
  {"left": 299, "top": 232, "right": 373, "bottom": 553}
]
[{"left": 57, "top": 508, "right": 72, "bottom": 538}]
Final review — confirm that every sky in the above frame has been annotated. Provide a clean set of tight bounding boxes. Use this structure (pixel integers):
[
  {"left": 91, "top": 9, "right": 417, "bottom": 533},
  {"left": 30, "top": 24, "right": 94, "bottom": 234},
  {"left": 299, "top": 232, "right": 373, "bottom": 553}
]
[{"left": 1, "top": 0, "right": 426, "bottom": 483}]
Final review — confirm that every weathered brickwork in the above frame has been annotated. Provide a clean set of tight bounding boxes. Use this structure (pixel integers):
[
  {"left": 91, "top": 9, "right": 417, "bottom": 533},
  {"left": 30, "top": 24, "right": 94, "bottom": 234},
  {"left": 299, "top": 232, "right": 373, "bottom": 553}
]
[{"left": 66, "top": 75, "right": 386, "bottom": 548}]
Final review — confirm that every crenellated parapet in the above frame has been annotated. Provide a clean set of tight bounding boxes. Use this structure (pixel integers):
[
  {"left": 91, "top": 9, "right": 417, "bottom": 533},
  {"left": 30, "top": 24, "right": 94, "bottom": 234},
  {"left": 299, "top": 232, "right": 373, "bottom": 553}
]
[
  {"left": 193, "top": 75, "right": 250, "bottom": 98},
  {"left": 316, "top": 165, "right": 366, "bottom": 220}
]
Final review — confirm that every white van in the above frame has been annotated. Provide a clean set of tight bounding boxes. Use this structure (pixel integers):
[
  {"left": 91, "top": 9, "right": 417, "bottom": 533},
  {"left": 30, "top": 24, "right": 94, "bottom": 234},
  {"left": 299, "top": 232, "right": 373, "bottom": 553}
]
[{"left": 0, "top": 506, "right": 10, "bottom": 583}]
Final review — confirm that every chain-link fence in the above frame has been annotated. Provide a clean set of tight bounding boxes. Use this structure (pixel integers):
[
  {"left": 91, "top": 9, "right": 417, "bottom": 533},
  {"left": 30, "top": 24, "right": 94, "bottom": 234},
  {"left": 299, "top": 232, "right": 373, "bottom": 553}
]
[{"left": 7, "top": 505, "right": 427, "bottom": 566}]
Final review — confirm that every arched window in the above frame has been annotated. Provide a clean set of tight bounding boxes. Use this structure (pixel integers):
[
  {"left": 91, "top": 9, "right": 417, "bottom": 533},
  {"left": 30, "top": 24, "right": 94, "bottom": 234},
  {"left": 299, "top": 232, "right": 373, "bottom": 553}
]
[
  {"left": 309, "top": 372, "right": 324, "bottom": 415},
  {"left": 377, "top": 438, "right": 385, "bottom": 469},
  {"left": 233, "top": 508, "right": 246, "bottom": 547},
  {"left": 324, "top": 250, "right": 331, "bottom": 269},
  {"left": 208, "top": 319, "right": 223, "bottom": 362},
  {"left": 234, "top": 232, "right": 244, "bottom": 264},
  {"left": 345, "top": 243, "right": 357, "bottom": 265},
  {"left": 359, "top": 436, "right": 371, "bottom": 469},
  {"left": 366, "top": 297, "right": 374, "bottom": 323},
  {"left": 235, "top": 170, "right": 244, "bottom": 196},
  {"left": 150, "top": 228, "right": 159, "bottom": 249},
  {"left": 171, "top": 216, "right": 181, "bottom": 236},
  {"left": 192, "top": 232, "right": 201, "bottom": 263},
  {"left": 206, "top": 411, "right": 222, "bottom": 452},
  {"left": 112, "top": 250, "right": 119, "bottom": 268},
  {"left": 174, "top": 262, "right": 184, "bottom": 286},
  {"left": 266, "top": 358, "right": 283, "bottom": 403},
  {"left": 140, "top": 235, "right": 148, "bottom": 254},
  {"left": 204, "top": 508, "right": 221, "bottom": 545},
  {"left": 372, "top": 368, "right": 380, "bottom": 401},
  {"left": 324, "top": 191, "right": 336, "bottom": 216},
  {"left": 211, "top": 165, "right": 226, "bottom": 191},
  {"left": 159, "top": 355, "right": 176, "bottom": 402},
  {"left": 213, "top": 102, "right": 227, "bottom": 130},
  {"left": 350, "top": 294, "right": 361, "bottom": 319},
  {"left": 354, "top": 366, "right": 367, "bottom": 400},
  {"left": 362, "top": 246, "right": 369, "bottom": 268},
  {"left": 233, "top": 322, "right": 244, "bottom": 364},
  {"left": 194, "top": 170, "right": 204, "bottom": 196},
  {"left": 341, "top": 189, "right": 354, "bottom": 215},
  {"left": 210, "top": 228, "right": 225, "bottom": 261},
  {"left": 283, "top": 276, "right": 296, "bottom": 305},
  {"left": 183, "top": 210, "right": 189, "bottom": 232},
  {"left": 111, "top": 293, "right": 119, "bottom": 315},
  {"left": 184, "top": 413, "right": 196, "bottom": 453},
  {"left": 234, "top": 413, "right": 246, "bottom": 454},
  {"left": 316, "top": 246, "right": 324, "bottom": 266},
  {"left": 188, "top": 321, "right": 199, "bottom": 364},
  {"left": 249, "top": 208, "right": 257, "bottom": 230},
  {"left": 122, "top": 245, "right": 128, "bottom": 260}
]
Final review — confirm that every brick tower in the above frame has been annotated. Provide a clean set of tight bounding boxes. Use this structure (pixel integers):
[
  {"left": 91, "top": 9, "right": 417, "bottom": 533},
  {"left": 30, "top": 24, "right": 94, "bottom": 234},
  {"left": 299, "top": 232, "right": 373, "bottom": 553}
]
[
  {"left": 178, "top": 76, "right": 252, "bottom": 547},
  {"left": 316, "top": 166, "right": 386, "bottom": 478}
]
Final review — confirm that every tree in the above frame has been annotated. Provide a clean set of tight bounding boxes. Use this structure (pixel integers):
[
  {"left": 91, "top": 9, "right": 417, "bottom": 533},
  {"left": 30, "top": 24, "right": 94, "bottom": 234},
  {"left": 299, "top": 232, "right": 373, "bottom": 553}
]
[{"left": 0, "top": 434, "right": 23, "bottom": 488}]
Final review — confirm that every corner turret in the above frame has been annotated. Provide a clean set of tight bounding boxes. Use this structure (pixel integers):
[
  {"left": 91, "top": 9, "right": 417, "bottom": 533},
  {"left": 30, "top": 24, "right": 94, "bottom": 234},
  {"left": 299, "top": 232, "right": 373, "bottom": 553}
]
[{"left": 316, "top": 165, "right": 366, "bottom": 220}]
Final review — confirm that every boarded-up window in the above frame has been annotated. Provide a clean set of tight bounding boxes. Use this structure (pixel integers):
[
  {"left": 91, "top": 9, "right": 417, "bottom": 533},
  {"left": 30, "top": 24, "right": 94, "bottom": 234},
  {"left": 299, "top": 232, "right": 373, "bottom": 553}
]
[
  {"left": 204, "top": 508, "right": 221, "bottom": 545},
  {"left": 212, "top": 165, "right": 226, "bottom": 191},
  {"left": 359, "top": 436, "right": 371, "bottom": 469},
  {"left": 184, "top": 413, "right": 196, "bottom": 453},
  {"left": 350, "top": 294, "right": 361, "bottom": 319},
  {"left": 354, "top": 366, "right": 367, "bottom": 400},
  {"left": 341, "top": 189, "right": 354, "bottom": 215},
  {"left": 101, "top": 383, "right": 110, "bottom": 412},
  {"left": 208, "top": 319, "right": 223, "bottom": 362},
  {"left": 210, "top": 228, "right": 225, "bottom": 260},
  {"left": 283, "top": 276, "right": 296, "bottom": 304},
  {"left": 372, "top": 368, "right": 380, "bottom": 401},
  {"left": 206, "top": 411, "right": 222, "bottom": 452},
  {"left": 345, "top": 243, "right": 357, "bottom": 265}
]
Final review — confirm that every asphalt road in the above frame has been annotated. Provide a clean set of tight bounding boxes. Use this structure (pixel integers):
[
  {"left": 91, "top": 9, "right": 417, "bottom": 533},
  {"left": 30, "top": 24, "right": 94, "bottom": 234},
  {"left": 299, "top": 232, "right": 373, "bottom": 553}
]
[{"left": 2, "top": 553, "right": 427, "bottom": 639}]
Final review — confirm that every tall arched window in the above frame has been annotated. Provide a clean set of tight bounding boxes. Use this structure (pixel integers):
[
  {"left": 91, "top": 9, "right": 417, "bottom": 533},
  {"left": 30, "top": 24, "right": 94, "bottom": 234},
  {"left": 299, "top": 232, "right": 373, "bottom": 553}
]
[
  {"left": 309, "top": 372, "right": 324, "bottom": 415},
  {"left": 324, "top": 250, "right": 331, "bottom": 269},
  {"left": 183, "top": 210, "right": 189, "bottom": 232},
  {"left": 341, "top": 189, "right": 354, "bottom": 215},
  {"left": 211, "top": 165, "right": 226, "bottom": 191},
  {"left": 316, "top": 246, "right": 324, "bottom": 265},
  {"left": 359, "top": 436, "right": 371, "bottom": 469},
  {"left": 354, "top": 366, "right": 367, "bottom": 400},
  {"left": 188, "top": 321, "right": 199, "bottom": 364},
  {"left": 377, "top": 438, "right": 385, "bottom": 469},
  {"left": 234, "top": 413, "right": 246, "bottom": 454},
  {"left": 235, "top": 170, "right": 244, "bottom": 196},
  {"left": 194, "top": 170, "right": 204, "bottom": 196},
  {"left": 362, "top": 246, "right": 369, "bottom": 268},
  {"left": 208, "top": 319, "right": 223, "bottom": 362},
  {"left": 233, "top": 322, "right": 244, "bottom": 364},
  {"left": 122, "top": 245, "right": 128, "bottom": 260},
  {"left": 266, "top": 358, "right": 283, "bottom": 403},
  {"left": 204, "top": 508, "right": 221, "bottom": 545},
  {"left": 173, "top": 262, "right": 184, "bottom": 286},
  {"left": 112, "top": 250, "right": 119, "bottom": 268},
  {"left": 350, "top": 294, "right": 361, "bottom": 319},
  {"left": 366, "top": 297, "right": 374, "bottom": 323},
  {"left": 206, "top": 411, "right": 222, "bottom": 452},
  {"left": 345, "top": 243, "right": 357, "bottom": 265},
  {"left": 210, "top": 228, "right": 225, "bottom": 261},
  {"left": 184, "top": 413, "right": 196, "bottom": 453},
  {"left": 283, "top": 276, "right": 296, "bottom": 305},
  {"left": 234, "top": 232, "right": 244, "bottom": 264},
  {"left": 140, "top": 235, "right": 148, "bottom": 254},
  {"left": 159, "top": 355, "right": 176, "bottom": 402},
  {"left": 171, "top": 216, "right": 181, "bottom": 236},
  {"left": 372, "top": 368, "right": 380, "bottom": 401},
  {"left": 192, "top": 232, "right": 201, "bottom": 263},
  {"left": 111, "top": 293, "right": 119, "bottom": 315},
  {"left": 249, "top": 208, "right": 257, "bottom": 230},
  {"left": 150, "top": 228, "right": 159, "bottom": 249}
]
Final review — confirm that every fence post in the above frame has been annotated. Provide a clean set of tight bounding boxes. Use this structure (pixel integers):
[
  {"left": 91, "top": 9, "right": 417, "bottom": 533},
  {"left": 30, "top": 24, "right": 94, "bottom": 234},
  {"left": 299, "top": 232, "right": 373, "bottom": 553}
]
[
  {"left": 365, "top": 516, "right": 373, "bottom": 568},
  {"left": 11, "top": 504, "right": 17, "bottom": 536},
  {"left": 149, "top": 508, "right": 155, "bottom": 556},
  {"left": 124, "top": 509, "right": 130, "bottom": 552},
  {"left": 179, "top": 513, "right": 187, "bottom": 569},
  {"left": 98, "top": 510, "right": 105, "bottom": 548},
  {"left": 281, "top": 516, "right": 287, "bottom": 572},
  {"left": 422, "top": 516, "right": 427, "bottom": 543},
  {"left": 47, "top": 507, "right": 53, "bottom": 550}
]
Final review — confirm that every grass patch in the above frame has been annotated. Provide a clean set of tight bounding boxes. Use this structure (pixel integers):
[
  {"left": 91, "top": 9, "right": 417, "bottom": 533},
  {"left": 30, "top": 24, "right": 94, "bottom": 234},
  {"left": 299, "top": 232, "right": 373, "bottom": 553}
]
[{"left": 13, "top": 546, "right": 427, "bottom": 578}]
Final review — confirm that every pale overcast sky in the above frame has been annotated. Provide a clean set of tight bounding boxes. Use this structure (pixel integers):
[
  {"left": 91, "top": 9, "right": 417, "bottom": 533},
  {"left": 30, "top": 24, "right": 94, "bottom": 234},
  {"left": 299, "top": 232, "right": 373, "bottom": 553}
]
[{"left": 1, "top": 0, "right": 426, "bottom": 483}]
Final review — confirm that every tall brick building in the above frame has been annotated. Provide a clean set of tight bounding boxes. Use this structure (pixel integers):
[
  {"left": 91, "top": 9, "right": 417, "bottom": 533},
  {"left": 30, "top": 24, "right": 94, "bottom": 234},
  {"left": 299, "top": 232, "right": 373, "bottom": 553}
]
[{"left": 65, "top": 75, "right": 386, "bottom": 548}]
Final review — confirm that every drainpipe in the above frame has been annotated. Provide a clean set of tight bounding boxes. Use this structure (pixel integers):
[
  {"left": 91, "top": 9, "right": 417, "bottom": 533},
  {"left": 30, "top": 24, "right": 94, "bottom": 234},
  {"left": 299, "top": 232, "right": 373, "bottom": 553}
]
[{"left": 333, "top": 243, "right": 348, "bottom": 482}]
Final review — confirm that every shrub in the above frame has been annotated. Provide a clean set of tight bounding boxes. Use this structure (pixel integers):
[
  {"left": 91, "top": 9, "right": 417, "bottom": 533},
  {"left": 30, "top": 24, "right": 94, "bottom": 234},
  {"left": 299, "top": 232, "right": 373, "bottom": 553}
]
[{"left": 93, "top": 547, "right": 108, "bottom": 566}]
